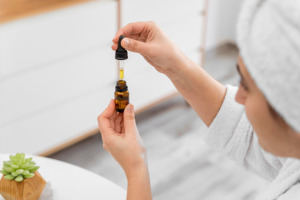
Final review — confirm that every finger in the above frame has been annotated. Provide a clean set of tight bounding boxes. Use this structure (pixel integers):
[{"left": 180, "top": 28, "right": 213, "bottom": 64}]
[
  {"left": 97, "top": 100, "right": 115, "bottom": 136},
  {"left": 113, "top": 22, "right": 148, "bottom": 43},
  {"left": 111, "top": 34, "right": 141, "bottom": 51},
  {"left": 123, "top": 104, "right": 137, "bottom": 133},
  {"left": 115, "top": 113, "right": 123, "bottom": 133},
  {"left": 98, "top": 120, "right": 115, "bottom": 141},
  {"left": 98, "top": 117, "right": 114, "bottom": 134},
  {"left": 121, "top": 121, "right": 125, "bottom": 134},
  {"left": 111, "top": 43, "right": 118, "bottom": 51},
  {"left": 112, "top": 34, "right": 142, "bottom": 44},
  {"left": 109, "top": 108, "right": 118, "bottom": 128},
  {"left": 101, "top": 99, "right": 115, "bottom": 119},
  {"left": 112, "top": 108, "right": 118, "bottom": 121},
  {"left": 121, "top": 37, "right": 150, "bottom": 56}
]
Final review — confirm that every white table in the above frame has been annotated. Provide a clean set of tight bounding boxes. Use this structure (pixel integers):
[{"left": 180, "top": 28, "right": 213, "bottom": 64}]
[{"left": 0, "top": 154, "right": 126, "bottom": 200}]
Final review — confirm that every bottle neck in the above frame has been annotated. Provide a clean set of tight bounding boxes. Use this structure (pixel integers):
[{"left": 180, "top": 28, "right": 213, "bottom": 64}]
[{"left": 115, "top": 80, "right": 128, "bottom": 92}]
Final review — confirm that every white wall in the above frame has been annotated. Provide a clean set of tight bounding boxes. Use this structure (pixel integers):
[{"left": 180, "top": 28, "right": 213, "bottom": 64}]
[{"left": 205, "top": 0, "right": 245, "bottom": 50}]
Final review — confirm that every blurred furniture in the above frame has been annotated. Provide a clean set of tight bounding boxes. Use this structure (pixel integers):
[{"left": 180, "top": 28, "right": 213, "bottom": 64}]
[
  {"left": 0, "top": 0, "right": 207, "bottom": 155},
  {"left": 0, "top": 0, "right": 94, "bottom": 24},
  {"left": 0, "top": 154, "right": 126, "bottom": 200}
]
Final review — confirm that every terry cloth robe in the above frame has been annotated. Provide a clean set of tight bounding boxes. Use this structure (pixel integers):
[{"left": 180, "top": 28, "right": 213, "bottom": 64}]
[{"left": 205, "top": 85, "right": 300, "bottom": 200}]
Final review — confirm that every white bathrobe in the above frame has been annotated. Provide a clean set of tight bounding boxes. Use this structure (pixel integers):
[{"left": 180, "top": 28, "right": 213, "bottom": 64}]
[{"left": 205, "top": 85, "right": 300, "bottom": 200}]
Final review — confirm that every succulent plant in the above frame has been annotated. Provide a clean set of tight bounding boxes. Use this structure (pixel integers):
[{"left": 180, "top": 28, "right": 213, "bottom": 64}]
[{"left": 0, "top": 153, "right": 39, "bottom": 182}]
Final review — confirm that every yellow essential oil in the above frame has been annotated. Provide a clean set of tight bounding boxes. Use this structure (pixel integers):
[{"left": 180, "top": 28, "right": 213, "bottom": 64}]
[
  {"left": 119, "top": 59, "right": 125, "bottom": 80},
  {"left": 115, "top": 80, "right": 129, "bottom": 113},
  {"left": 119, "top": 69, "right": 124, "bottom": 80}
]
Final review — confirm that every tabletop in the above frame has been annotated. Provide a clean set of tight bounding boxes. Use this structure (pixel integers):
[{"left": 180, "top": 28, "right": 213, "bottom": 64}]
[{"left": 0, "top": 154, "right": 126, "bottom": 200}]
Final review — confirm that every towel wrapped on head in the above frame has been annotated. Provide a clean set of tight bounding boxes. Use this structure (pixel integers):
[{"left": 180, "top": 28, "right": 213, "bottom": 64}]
[{"left": 237, "top": 0, "right": 300, "bottom": 132}]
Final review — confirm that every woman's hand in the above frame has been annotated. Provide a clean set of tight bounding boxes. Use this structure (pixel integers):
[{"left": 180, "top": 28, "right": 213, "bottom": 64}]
[
  {"left": 97, "top": 99, "right": 146, "bottom": 175},
  {"left": 112, "top": 21, "right": 187, "bottom": 75},
  {"left": 98, "top": 100, "right": 152, "bottom": 199}
]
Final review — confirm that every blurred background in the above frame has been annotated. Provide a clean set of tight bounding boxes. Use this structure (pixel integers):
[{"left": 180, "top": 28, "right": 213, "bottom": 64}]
[{"left": 0, "top": 0, "right": 268, "bottom": 199}]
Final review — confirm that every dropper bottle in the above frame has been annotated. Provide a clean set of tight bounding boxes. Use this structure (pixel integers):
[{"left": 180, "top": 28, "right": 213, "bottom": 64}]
[
  {"left": 116, "top": 35, "right": 128, "bottom": 80},
  {"left": 115, "top": 35, "right": 129, "bottom": 113}
]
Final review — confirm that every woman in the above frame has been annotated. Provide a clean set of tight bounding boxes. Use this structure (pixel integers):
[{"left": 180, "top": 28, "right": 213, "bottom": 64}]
[{"left": 98, "top": 0, "right": 300, "bottom": 199}]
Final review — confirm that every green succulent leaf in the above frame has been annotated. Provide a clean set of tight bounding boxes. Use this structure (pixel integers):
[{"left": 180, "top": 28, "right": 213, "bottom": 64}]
[
  {"left": 4, "top": 175, "right": 14, "bottom": 180},
  {"left": 0, "top": 170, "right": 9, "bottom": 175},
  {"left": 15, "top": 175, "right": 24, "bottom": 182},
  {"left": 29, "top": 166, "right": 39, "bottom": 173},
  {"left": 3, "top": 161, "right": 11, "bottom": 167},
  {"left": 22, "top": 170, "right": 30, "bottom": 176},
  {"left": 11, "top": 164, "right": 19, "bottom": 169},
  {"left": 4, "top": 167, "right": 13, "bottom": 172},
  {"left": 24, "top": 173, "right": 35, "bottom": 179},
  {"left": 11, "top": 172, "right": 18, "bottom": 177},
  {"left": 20, "top": 163, "right": 29, "bottom": 169},
  {"left": 9, "top": 155, "right": 14, "bottom": 161},
  {"left": 16, "top": 169, "right": 24, "bottom": 175},
  {"left": 27, "top": 165, "right": 36, "bottom": 170},
  {"left": 0, "top": 153, "right": 39, "bottom": 182},
  {"left": 19, "top": 153, "right": 25, "bottom": 160}
]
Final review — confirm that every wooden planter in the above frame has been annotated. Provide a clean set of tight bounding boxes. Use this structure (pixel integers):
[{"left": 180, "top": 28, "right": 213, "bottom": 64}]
[{"left": 0, "top": 171, "right": 46, "bottom": 200}]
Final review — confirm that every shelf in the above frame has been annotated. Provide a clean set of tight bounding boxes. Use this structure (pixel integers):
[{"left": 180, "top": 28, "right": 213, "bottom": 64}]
[
  {"left": 0, "top": 0, "right": 117, "bottom": 79},
  {"left": 0, "top": 0, "right": 96, "bottom": 24}
]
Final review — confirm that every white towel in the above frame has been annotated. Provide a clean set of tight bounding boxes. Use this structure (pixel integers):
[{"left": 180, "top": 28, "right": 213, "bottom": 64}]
[
  {"left": 205, "top": 85, "right": 300, "bottom": 199},
  {"left": 237, "top": 0, "right": 300, "bottom": 132}
]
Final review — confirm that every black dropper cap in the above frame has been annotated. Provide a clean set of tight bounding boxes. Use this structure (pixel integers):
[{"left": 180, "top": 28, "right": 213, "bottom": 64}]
[{"left": 115, "top": 35, "right": 128, "bottom": 60}]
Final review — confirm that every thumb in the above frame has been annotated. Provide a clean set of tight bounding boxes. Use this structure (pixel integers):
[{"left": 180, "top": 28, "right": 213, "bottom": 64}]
[
  {"left": 122, "top": 38, "right": 150, "bottom": 56},
  {"left": 123, "top": 104, "right": 137, "bottom": 132}
]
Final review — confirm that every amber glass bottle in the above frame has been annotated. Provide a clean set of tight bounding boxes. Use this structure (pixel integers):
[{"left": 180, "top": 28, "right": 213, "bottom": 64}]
[{"left": 115, "top": 80, "right": 129, "bottom": 113}]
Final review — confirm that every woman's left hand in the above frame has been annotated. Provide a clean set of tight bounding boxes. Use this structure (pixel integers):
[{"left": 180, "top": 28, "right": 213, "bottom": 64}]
[{"left": 97, "top": 99, "right": 147, "bottom": 175}]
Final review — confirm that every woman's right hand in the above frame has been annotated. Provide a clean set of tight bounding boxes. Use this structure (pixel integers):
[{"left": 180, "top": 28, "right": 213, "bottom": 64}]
[{"left": 112, "top": 21, "right": 187, "bottom": 75}]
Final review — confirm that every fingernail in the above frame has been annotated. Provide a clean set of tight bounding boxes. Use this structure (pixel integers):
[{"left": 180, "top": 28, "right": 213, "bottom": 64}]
[{"left": 122, "top": 38, "right": 129, "bottom": 47}]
